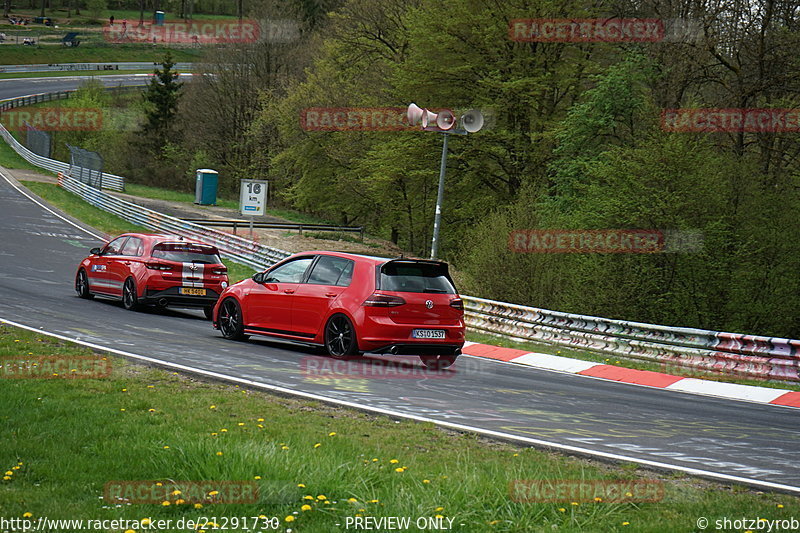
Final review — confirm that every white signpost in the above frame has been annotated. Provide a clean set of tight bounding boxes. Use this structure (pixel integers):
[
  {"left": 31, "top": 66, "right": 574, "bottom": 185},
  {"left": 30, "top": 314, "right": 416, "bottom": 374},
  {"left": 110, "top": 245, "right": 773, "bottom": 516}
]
[{"left": 239, "top": 179, "right": 268, "bottom": 238}]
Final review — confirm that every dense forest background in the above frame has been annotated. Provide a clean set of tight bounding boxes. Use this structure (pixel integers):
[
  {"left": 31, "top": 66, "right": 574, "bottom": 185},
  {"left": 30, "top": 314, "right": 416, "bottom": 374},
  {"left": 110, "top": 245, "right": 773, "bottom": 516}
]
[{"left": 52, "top": 0, "right": 800, "bottom": 337}]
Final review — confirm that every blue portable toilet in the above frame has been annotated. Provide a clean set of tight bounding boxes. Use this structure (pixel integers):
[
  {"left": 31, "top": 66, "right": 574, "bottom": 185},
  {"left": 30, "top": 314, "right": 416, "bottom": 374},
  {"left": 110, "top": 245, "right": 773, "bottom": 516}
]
[
  {"left": 154, "top": 11, "right": 165, "bottom": 25},
  {"left": 195, "top": 169, "right": 218, "bottom": 205}
]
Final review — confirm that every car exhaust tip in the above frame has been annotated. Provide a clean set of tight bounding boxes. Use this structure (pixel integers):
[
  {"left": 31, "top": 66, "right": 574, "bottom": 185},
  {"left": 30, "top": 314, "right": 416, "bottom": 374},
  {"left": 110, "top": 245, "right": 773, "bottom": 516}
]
[
  {"left": 389, "top": 346, "right": 398, "bottom": 355},
  {"left": 157, "top": 298, "right": 168, "bottom": 307}
]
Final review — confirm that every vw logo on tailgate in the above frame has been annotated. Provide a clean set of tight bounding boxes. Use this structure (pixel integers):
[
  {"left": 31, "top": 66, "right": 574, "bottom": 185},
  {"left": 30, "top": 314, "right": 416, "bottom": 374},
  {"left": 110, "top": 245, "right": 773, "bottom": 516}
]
[{"left": 425, "top": 300, "right": 434, "bottom": 309}]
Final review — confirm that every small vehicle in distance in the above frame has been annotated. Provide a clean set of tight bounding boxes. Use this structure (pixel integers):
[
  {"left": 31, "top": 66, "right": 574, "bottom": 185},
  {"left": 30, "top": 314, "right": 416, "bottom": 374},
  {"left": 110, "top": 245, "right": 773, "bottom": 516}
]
[
  {"left": 75, "top": 233, "right": 229, "bottom": 319},
  {"left": 212, "top": 251, "right": 465, "bottom": 369}
]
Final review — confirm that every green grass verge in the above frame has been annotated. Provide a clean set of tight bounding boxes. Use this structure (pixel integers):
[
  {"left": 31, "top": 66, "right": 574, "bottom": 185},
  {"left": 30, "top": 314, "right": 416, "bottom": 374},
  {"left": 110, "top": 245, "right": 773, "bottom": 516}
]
[
  {"left": 0, "top": 44, "right": 199, "bottom": 65},
  {"left": 1, "top": 323, "right": 797, "bottom": 532},
  {"left": 21, "top": 180, "right": 255, "bottom": 283},
  {"left": 465, "top": 331, "right": 800, "bottom": 392},
  {"left": 0, "top": 139, "right": 42, "bottom": 172}
]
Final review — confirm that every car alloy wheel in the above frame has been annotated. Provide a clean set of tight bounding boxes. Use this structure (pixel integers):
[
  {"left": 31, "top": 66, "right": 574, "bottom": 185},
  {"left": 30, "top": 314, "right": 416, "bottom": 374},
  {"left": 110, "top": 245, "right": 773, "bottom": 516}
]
[
  {"left": 122, "top": 278, "right": 139, "bottom": 310},
  {"left": 75, "top": 269, "right": 93, "bottom": 299},
  {"left": 219, "top": 298, "right": 247, "bottom": 340},
  {"left": 325, "top": 314, "right": 358, "bottom": 359}
]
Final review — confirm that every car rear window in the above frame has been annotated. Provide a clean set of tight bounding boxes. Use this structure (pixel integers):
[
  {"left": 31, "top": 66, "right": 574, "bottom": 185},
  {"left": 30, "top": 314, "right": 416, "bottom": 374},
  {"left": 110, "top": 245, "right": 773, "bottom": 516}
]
[
  {"left": 151, "top": 242, "right": 221, "bottom": 264},
  {"left": 378, "top": 262, "right": 456, "bottom": 294}
]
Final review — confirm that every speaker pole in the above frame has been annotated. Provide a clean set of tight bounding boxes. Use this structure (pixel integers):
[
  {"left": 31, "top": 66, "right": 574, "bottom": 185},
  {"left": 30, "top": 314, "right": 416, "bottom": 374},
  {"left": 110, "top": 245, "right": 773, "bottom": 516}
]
[{"left": 430, "top": 132, "right": 449, "bottom": 261}]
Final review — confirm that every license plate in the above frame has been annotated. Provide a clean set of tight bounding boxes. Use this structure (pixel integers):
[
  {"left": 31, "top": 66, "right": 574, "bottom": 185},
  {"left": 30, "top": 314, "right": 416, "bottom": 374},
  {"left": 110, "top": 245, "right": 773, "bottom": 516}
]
[
  {"left": 412, "top": 329, "right": 445, "bottom": 339},
  {"left": 179, "top": 287, "right": 207, "bottom": 296}
]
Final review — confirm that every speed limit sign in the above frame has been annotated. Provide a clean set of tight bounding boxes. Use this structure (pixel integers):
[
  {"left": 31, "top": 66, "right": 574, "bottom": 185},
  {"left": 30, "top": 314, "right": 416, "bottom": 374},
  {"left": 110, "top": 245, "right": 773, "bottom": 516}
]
[{"left": 239, "top": 179, "right": 268, "bottom": 216}]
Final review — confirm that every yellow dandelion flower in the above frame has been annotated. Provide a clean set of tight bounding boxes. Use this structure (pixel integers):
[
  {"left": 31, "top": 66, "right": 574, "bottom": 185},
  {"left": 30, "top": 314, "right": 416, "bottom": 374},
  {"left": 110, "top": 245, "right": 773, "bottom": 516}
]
[
  {"left": 297, "top": 483, "right": 306, "bottom": 488},
  {"left": 625, "top": 492, "right": 633, "bottom": 497},
  {"left": 22, "top": 513, "right": 32, "bottom": 518},
  {"left": 395, "top": 467, "right": 404, "bottom": 473},
  {"left": 513, "top": 453, "right": 519, "bottom": 457},
  {"left": 155, "top": 482, "right": 162, "bottom": 486},
  {"left": 211, "top": 432, "right": 218, "bottom": 436},
  {"left": 372, "top": 458, "right": 378, "bottom": 462},
  {"left": 423, "top": 479, "right": 430, "bottom": 484},
  {"left": 435, "top": 507, "right": 444, "bottom": 512},
  {"left": 4, "top": 471, "right": 12, "bottom": 476},
  {"left": 435, "top": 515, "right": 444, "bottom": 519},
  {"left": 163, "top": 446, "right": 170, "bottom": 450},
  {"left": 175, "top": 499, "right": 185, "bottom": 505},
  {"left": 140, "top": 518, "right": 151, "bottom": 525},
  {"left": 317, "top": 495, "right": 327, "bottom": 500},
  {"left": 148, "top": 409, "right": 155, "bottom": 413},
  {"left": 254, "top": 476, "right": 261, "bottom": 480},
  {"left": 194, "top": 503, "right": 203, "bottom": 509},
  {"left": 358, "top": 509, "right": 365, "bottom": 512},
  {"left": 558, "top": 508, "right": 566, "bottom": 513},
  {"left": 281, "top": 446, "right": 289, "bottom": 450},
  {"left": 329, "top": 432, "right": 337, "bottom": 436},
  {"left": 389, "top": 459, "right": 399, "bottom": 464},
  {"left": 220, "top": 428, "right": 228, "bottom": 432},
  {"left": 238, "top": 422, "right": 245, "bottom": 426},
  {"left": 147, "top": 385, "right": 154, "bottom": 389},
  {"left": 348, "top": 497, "right": 358, "bottom": 503},
  {"left": 303, "top": 496, "right": 314, "bottom": 500},
  {"left": 161, "top": 501, "right": 170, "bottom": 506},
  {"left": 594, "top": 497, "right": 602, "bottom": 502},
  {"left": 571, "top": 502, "right": 579, "bottom": 506},
  {"left": 369, "top": 499, "right": 379, "bottom": 503},
  {"left": 285, "top": 516, "right": 295, "bottom": 523},
  {"left": 3, "top": 476, "right": 10, "bottom": 481},
  {"left": 257, "top": 424, "right": 264, "bottom": 428},
  {"left": 622, "top": 522, "right": 630, "bottom": 526},
  {"left": 215, "top": 451, "right": 223, "bottom": 456},
  {"left": 257, "top": 418, "right": 265, "bottom": 422},
  {"left": 209, "top": 405, "right": 216, "bottom": 409},
  {"left": 324, "top": 500, "right": 331, "bottom": 504},
  {"left": 208, "top": 491, "right": 219, "bottom": 496},
  {"left": 171, "top": 490, "right": 181, "bottom": 496},
  {"left": 778, "top": 504, "right": 785, "bottom": 508},
  {"left": 17, "top": 462, "right": 22, "bottom": 466},
  {"left": 314, "top": 443, "right": 321, "bottom": 448},
  {"left": 124, "top": 530, "right": 136, "bottom": 533},
  {"left": 301, "top": 504, "right": 312, "bottom": 511},
  {"left": 120, "top": 408, "right": 126, "bottom": 412}
]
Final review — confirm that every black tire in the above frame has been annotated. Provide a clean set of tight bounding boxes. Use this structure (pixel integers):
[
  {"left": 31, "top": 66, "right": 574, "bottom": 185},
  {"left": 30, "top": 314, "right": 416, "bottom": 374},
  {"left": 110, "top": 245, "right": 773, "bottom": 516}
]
[
  {"left": 122, "top": 277, "right": 139, "bottom": 311},
  {"left": 75, "top": 269, "right": 93, "bottom": 299},
  {"left": 203, "top": 306, "right": 214, "bottom": 320},
  {"left": 419, "top": 354, "right": 458, "bottom": 370},
  {"left": 324, "top": 314, "right": 359, "bottom": 359},
  {"left": 218, "top": 298, "right": 248, "bottom": 340}
]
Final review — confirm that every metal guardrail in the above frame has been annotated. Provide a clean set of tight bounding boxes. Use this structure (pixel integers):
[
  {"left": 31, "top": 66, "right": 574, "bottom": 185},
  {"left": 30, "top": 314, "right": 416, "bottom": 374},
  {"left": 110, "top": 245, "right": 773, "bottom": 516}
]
[
  {"left": 0, "top": 88, "right": 139, "bottom": 191},
  {"left": 182, "top": 218, "right": 364, "bottom": 239},
  {"left": 59, "top": 173, "right": 290, "bottom": 271},
  {"left": 464, "top": 296, "right": 800, "bottom": 382},
  {"left": 0, "top": 62, "right": 195, "bottom": 73}
]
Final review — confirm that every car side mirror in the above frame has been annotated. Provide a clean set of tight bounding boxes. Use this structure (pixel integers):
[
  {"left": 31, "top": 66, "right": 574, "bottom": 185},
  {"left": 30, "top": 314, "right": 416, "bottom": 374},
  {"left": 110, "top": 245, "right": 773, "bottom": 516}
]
[
  {"left": 252, "top": 272, "right": 265, "bottom": 283},
  {"left": 90, "top": 247, "right": 101, "bottom": 255}
]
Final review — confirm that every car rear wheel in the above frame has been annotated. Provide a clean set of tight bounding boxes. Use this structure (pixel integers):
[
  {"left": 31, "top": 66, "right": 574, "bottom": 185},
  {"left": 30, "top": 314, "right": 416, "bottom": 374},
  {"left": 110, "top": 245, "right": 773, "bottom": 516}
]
[
  {"left": 122, "top": 278, "right": 139, "bottom": 310},
  {"left": 420, "top": 354, "right": 457, "bottom": 370},
  {"left": 219, "top": 298, "right": 248, "bottom": 340},
  {"left": 203, "top": 306, "right": 214, "bottom": 320},
  {"left": 75, "top": 269, "right": 93, "bottom": 299},
  {"left": 324, "top": 314, "right": 359, "bottom": 359}
]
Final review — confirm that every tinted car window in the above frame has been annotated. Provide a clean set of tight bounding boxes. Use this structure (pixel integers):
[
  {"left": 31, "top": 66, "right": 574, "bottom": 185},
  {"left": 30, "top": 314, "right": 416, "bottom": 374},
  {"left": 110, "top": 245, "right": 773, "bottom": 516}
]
[
  {"left": 103, "top": 236, "right": 128, "bottom": 255},
  {"left": 265, "top": 258, "right": 313, "bottom": 283},
  {"left": 307, "top": 256, "right": 355, "bottom": 287},
  {"left": 151, "top": 242, "right": 221, "bottom": 264},
  {"left": 379, "top": 262, "right": 456, "bottom": 294},
  {"left": 120, "top": 237, "right": 143, "bottom": 257}
]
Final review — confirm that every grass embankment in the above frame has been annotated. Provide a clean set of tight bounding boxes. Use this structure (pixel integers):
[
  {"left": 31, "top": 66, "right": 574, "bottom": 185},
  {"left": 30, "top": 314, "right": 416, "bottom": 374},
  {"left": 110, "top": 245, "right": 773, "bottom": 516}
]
[
  {"left": 0, "top": 44, "right": 199, "bottom": 65},
  {"left": 0, "top": 69, "right": 155, "bottom": 80},
  {"left": 21, "top": 180, "right": 255, "bottom": 283},
  {"left": 1, "top": 324, "right": 797, "bottom": 532},
  {"left": 465, "top": 331, "right": 800, "bottom": 392}
]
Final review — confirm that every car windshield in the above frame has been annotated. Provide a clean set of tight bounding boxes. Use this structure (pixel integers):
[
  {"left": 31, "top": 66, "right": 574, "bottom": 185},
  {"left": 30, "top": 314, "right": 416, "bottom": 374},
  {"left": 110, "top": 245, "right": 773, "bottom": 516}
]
[
  {"left": 378, "top": 262, "right": 456, "bottom": 294},
  {"left": 151, "top": 242, "right": 221, "bottom": 264}
]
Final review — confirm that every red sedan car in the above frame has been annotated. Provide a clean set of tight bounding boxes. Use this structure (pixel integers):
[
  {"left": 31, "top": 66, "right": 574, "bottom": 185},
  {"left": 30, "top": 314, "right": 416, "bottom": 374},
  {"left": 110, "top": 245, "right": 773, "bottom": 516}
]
[
  {"left": 212, "top": 252, "right": 465, "bottom": 368},
  {"left": 75, "top": 233, "right": 229, "bottom": 318}
]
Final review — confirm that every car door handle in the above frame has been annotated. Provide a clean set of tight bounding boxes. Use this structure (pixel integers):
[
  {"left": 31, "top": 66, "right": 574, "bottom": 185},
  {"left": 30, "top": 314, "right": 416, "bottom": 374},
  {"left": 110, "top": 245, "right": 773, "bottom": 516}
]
[
  {"left": 325, "top": 292, "right": 337, "bottom": 297},
  {"left": 123, "top": 261, "right": 132, "bottom": 265},
  {"left": 283, "top": 289, "right": 295, "bottom": 294}
]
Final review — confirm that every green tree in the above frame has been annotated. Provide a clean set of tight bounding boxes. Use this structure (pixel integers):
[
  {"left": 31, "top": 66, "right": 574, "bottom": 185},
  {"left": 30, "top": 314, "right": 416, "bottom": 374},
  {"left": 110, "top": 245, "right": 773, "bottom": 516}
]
[{"left": 141, "top": 52, "right": 182, "bottom": 151}]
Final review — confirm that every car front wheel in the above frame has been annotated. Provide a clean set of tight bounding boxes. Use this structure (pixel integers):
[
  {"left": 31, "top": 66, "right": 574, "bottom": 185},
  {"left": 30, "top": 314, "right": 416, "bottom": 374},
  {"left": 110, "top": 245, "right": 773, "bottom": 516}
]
[
  {"left": 75, "top": 269, "right": 93, "bottom": 299},
  {"left": 218, "top": 298, "right": 248, "bottom": 340}
]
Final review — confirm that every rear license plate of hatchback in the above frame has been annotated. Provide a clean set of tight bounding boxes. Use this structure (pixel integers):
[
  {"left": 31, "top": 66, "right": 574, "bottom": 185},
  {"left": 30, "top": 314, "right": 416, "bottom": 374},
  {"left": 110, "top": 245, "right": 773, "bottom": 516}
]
[
  {"left": 412, "top": 329, "right": 445, "bottom": 339},
  {"left": 179, "top": 287, "right": 207, "bottom": 296}
]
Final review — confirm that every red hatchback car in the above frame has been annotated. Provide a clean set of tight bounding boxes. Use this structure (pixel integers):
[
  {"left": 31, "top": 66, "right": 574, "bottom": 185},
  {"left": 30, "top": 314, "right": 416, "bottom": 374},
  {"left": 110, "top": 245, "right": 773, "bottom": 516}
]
[
  {"left": 75, "top": 233, "right": 229, "bottom": 318},
  {"left": 212, "top": 252, "right": 465, "bottom": 368}
]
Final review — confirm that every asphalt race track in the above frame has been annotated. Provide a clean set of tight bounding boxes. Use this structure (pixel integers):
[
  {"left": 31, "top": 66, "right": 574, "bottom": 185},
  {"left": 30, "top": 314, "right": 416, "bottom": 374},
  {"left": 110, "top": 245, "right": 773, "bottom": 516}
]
[
  {"left": 1, "top": 171, "right": 800, "bottom": 495},
  {"left": 0, "top": 74, "right": 155, "bottom": 101}
]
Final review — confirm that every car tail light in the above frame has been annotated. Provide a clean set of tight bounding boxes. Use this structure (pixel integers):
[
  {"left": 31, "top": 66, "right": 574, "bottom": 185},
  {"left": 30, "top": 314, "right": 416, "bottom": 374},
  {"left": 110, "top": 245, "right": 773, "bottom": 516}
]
[
  {"left": 211, "top": 267, "right": 228, "bottom": 275},
  {"left": 450, "top": 298, "right": 463, "bottom": 310},
  {"left": 146, "top": 262, "right": 172, "bottom": 271},
  {"left": 363, "top": 293, "right": 406, "bottom": 307}
]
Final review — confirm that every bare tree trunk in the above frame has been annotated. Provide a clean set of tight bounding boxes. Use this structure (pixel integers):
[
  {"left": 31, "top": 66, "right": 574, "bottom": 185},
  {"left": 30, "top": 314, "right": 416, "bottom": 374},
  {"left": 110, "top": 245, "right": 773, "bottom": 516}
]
[
  {"left": 179, "top": 0, "right": 185, "bottom": 19},
  {"left": 75, "top": 0, "right": 80, "bottom": 16},
  {"left": 237, "top": 0, "right": 243, "bottom": 21},
  {"left": 139, "top": 0, "right": 144, "bottom": 27}
]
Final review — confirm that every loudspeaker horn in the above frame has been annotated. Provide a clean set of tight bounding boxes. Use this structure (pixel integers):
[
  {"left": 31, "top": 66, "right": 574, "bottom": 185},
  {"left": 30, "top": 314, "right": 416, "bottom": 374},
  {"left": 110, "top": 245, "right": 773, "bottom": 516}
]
[
  {"left": 435, "top": 109, "right": 455, "bottom": 130},
  {"left": 460, "top": 109, "right": 484, "bottom": 133},
  {"left": 407, "top": 103, "right": 425, "bottom": 126}
]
